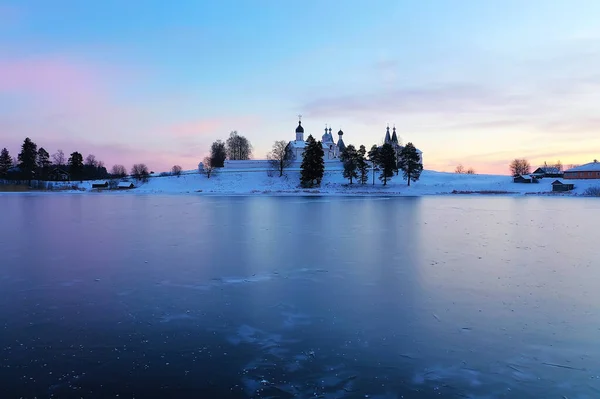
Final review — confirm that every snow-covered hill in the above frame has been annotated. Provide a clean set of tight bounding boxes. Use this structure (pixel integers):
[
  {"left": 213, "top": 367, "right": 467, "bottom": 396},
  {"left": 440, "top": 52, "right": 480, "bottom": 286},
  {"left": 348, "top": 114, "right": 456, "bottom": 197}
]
[{"left": 69, "top": 169, "right": 600, "bottom": 196}]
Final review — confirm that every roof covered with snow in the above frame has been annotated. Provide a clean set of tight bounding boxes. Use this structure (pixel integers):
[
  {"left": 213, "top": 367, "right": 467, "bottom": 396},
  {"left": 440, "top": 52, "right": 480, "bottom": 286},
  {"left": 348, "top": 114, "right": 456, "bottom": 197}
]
[{"left": 564, "top": 161, "right": 600, "bottom": 172}]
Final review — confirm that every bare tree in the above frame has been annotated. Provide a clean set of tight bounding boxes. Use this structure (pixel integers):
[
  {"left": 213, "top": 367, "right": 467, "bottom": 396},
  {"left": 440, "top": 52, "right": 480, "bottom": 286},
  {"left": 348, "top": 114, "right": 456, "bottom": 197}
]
[
  {"left": 171, "top": 165, "right": 182, "bottom": 176},
  {"left": 202, "top": 156, "right": 215, "bottom": 178},
  {"left": 509, "top": 158, "right": 531, "bottom": 176},
  {"left": 52, "top": 149, "right": 66, "bottom": 166},
  {"left": 466, "top": 167, "right": 476, "bottom": 174},
  {"left": 111, "top": 164, "right": 127, "bottom": 177},
  {"left": 455, "top": 164, "right": 465, "bottom": 174},
  {"left": 554, "top": 160, "right": 563, "bottom": 172},
  {"left": 226, "top": 131, "right": 253, "bottom": 160},
  {"left": 85, "top": 154, "right": 98, "bottom": 167},
  {"left": 131, "top": 163, "right": 149, "bottom": 182},
  {"left": 267, "top": 140, "right": 293, "bottom": 177}
]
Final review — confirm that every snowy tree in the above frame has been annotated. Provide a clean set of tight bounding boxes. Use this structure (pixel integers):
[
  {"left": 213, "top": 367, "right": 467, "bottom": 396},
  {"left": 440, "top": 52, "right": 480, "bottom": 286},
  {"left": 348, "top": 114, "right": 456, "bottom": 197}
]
[
  {"left": 202, "top": 156, "right": 215, "bottom": 178},
  {"left": 18, "top": 137, "right": 38, "bottom": 182},
  {"left": 131, "top": 163, "right": 149, "bottom": 182},
  {"left": 226, "top": 131, "right": 252, "bottom": 160},
  {"left": 300, "top": 135, "right": 324, "bottom": 188},
  {"left": 466, "top": 167, "right": 476, "bottom": 174},
  {"left": 267, "top": 140, "right": 294, "bottom": 177},
  {"left": 367, "top": 145, "right": 380, "bottom": 185},
  {"left": 0, "top": 148, "right": 12, "bottom": 178},
  {"left": 398, "top": 142, "right": 423, "bottom": 186},
  {"left": 377, "top": 143, "right": 397, "bottom": 186},
  {"left": 455, "top": 164, "right": 465, "bottom": 174},
  {"left": 509, "top": 159, "right": 530, "bottom": 177},
  {"left": 210, "top": 140, "right": 227, "bottom": 167},
  {"left": 171, "top": 165, "right": 182, "bottom": 176},
  {"left": 357, "top": 145, "right": 369, "bottom": 185},
  {"left": 340, "top": 145, "right": 359, "bottom": 184}
]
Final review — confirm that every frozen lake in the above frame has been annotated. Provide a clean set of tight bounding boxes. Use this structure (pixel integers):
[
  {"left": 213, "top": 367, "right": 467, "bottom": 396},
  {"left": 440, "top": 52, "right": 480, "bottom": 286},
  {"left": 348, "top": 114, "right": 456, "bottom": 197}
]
[{"left": 1, "top": 194, "right": 599, "bottom": 398}]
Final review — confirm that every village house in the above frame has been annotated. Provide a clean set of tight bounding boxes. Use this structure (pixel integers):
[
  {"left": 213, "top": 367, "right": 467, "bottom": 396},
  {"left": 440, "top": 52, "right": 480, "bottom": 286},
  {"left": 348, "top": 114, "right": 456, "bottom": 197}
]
[
  {"left": 513, "top": 174, "right": 538, "bottom": 183},
  {"left": 531, "top": 166, "right": 563, "bottom": 179},
  {"left": 563, "top": 160, "right": 600, "bottom": 179},
  {"left": 551, "top": 180, "right": 574, "bottom": 192}
]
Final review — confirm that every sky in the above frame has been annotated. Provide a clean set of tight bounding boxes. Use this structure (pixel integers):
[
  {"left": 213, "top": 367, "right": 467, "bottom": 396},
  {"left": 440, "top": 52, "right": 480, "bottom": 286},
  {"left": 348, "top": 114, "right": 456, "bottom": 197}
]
[{"left": 1, "top": 0, "right": 600, "bottom": 174}]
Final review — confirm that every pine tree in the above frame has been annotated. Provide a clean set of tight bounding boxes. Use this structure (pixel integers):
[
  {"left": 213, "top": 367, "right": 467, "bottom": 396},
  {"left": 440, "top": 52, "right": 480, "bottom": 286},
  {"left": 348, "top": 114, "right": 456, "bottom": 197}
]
[
  {"left": 0, "top": 148, "right": 12, "bottom": 178},
  {"left": 340, "top": 145, "right": 359, "bottom": 184},
  {"left": 357, "top": 145, "right": 369, "bottom": 185},
  {"left": 377, "top": 143, "right": 397, "bottom": 186},
  {"left": 18, "top": 137, "right": 38, "bottom": 182},
  {"left": 68, "top": 151, "right": 84, "bottom": 181},
  {"left": 300, "top": 135, "right": 325, "bottom": 187},
  {"left": 367, "top": 145, "right": 380, "bottom": 185},
  {"left": 37, "top": 147, "right": 51, "bottom": 180},
  {"left": 398, "top": 142, "right": 423, "bottom": 186}
]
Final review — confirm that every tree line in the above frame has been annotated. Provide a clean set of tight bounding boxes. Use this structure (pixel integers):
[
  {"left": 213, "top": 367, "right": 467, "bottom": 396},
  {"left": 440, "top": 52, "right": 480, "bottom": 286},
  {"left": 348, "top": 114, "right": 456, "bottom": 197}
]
[{"left": 0, "top": 137, "right": 152, "bottom": 183}]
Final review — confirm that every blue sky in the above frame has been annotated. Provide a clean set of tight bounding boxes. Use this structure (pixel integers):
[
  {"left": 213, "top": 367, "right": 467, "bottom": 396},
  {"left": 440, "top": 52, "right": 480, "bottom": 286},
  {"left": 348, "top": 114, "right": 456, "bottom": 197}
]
[{"left": 1, "top": 0, "right": 600, "bottom": 173}]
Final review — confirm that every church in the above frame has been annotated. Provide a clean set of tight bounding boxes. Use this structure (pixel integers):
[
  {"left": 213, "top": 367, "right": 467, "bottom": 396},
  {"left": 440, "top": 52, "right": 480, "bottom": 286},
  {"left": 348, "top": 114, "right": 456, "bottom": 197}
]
[
  {"left": 288, "top": 117, "right": 346, "bottom": 161},
  {"left": 383, "top": 125, "right": 423, "bottom": 165},
  {"left": 218, "top": 117, "right": 422, "bottom": 171}
]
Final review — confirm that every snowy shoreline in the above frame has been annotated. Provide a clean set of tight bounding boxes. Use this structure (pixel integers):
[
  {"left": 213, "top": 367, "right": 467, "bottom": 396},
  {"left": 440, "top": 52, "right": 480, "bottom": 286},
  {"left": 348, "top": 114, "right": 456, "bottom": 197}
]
[{"left": 1, "top": 170, "right": 597, "bottom": 197}]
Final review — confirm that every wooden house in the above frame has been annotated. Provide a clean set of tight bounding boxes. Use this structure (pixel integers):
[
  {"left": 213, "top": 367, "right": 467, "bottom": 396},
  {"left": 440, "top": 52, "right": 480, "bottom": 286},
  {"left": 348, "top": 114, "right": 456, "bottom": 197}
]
[
  {"left": 564, "top": 160, "right": 600, "bottom": 179},
  {"left": 91, "top": 181, "right": 109, "bottom": 189},
  {"left": 48, "top": 168, "right": 70, "bottom": 181},
  {"left": 532, "top": 167, "right": 563, "bottom": 178},
  {"left": 117, "top": 181, "right": 135, "bottom": 189},
  {"left": 513, "top": 174, "right": 538, "bottom": 183},
  {"left": 551, "top": 180, "right": 574, "bottom": 192}
]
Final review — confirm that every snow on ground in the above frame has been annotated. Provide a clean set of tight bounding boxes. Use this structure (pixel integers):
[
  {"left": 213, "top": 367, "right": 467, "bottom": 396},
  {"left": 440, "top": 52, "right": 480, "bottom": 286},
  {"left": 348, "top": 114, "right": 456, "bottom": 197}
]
[{"left": 54, "top": 169, "right": 600, "bottom": 196}]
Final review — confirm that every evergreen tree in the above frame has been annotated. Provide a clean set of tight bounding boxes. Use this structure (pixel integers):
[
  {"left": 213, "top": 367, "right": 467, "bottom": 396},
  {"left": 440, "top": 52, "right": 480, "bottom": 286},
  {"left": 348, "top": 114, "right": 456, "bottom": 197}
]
[
  {"left": 37, "top": 147, "right": 51, "bottom": 180},
  {"left": 367, "top": 145, "right": 380, "bottom": 185},
  {"left": 398, "top": 142, "right": 423, "bottom": 186},
  {"left": 340, "top": 145, "right": 359, "bottom": 184},
  {"left": 18, "top": 137, "right": 38, "bottom": 182},
  {"left": 300, "top": 135, "right": 325, "bottom": 187},
  {"left": 377, "top": 143, "right": 397, "bottom": 186},
  {"left": 210, "top": 140, "right": 227, "bottom": 167},
  {"left": 68, "top": 151, "right": 84, "bottom": 181},
  {"left": 357, "top": 145, "right": 369, "bottom": 185},
  {"left": 0, "top": 148, "right": 12, "bottom": 178}
]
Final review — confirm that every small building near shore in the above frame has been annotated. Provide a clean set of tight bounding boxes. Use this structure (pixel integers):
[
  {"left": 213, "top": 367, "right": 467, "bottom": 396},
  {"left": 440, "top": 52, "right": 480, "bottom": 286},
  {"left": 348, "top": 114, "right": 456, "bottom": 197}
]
[
  {"left": 551, "top": 180, "right": 574, "bottom": 192},
  {"left": 564, "top": 160, "right": 600, "bottom": 179},
  {"left": 513, "top": 174, "right": 538, "bottom": 183},
  {"left": 117, "top": 181, "right": 135, "bottom": 189},
  {"left": 91, "top": 181, "right": 109, "bottom": 189}
]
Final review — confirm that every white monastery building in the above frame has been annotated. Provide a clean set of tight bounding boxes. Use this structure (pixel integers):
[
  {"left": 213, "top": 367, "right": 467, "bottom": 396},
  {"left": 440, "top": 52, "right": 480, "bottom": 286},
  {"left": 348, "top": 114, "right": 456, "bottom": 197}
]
[
  {"left": 215, "top": 117, "right": 422, "bottom": 171},
  {"left": 289, "top": 117, "right": 346, "bottom": 161}
]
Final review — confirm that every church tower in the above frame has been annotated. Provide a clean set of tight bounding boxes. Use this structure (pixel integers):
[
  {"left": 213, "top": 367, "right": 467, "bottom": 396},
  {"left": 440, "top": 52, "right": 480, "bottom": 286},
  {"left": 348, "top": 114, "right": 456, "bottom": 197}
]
[
  {"left": 295, "top": 115, "right": 304, "bottom": 142},
  {"left": 391, "top": 125, "right": 399, "bottom": 145},
  {"left": 384, "top": 125, "right": 391, "bottom": 144},
  {"left": 337, "top": 129, "right": 346, "bottom": 154}
]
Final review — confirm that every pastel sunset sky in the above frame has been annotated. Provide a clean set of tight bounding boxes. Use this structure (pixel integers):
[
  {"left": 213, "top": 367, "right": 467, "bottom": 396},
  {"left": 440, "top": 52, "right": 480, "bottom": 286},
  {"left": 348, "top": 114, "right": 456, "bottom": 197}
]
[{"left": 1, "top": 0, "right": 600, "bottom": 174}]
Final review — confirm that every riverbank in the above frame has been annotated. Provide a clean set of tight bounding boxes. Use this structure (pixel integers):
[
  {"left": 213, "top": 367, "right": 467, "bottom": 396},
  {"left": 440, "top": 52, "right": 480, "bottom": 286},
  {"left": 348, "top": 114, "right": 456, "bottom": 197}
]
[{"left": 2, "top": 169, "right": 597, "bottom": 196}]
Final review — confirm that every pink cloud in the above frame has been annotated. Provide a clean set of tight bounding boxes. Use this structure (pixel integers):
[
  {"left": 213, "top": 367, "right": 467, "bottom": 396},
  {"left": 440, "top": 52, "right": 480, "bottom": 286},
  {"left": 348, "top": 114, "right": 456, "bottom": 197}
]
[{"left": 0, "top": 56, "right": 125, "bottom": 111}]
